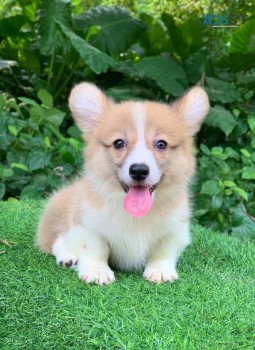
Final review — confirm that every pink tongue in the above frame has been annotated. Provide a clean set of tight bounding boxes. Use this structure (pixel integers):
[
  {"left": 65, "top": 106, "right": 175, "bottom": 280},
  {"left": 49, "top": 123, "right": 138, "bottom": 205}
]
[{"left": 123, "top": 186, "right": 152, "bottom": 218}]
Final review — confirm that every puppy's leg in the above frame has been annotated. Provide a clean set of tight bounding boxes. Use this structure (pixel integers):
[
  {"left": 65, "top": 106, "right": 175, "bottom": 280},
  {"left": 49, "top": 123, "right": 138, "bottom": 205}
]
[
  {"left": 52, "top": 235, "right": 77, "bottom": 268},
  {"left": 63, "top": 226, "right": 115, "bottom": 285},
  {"left": 143, "top": 223, "right": 191, "bottom": 284}
]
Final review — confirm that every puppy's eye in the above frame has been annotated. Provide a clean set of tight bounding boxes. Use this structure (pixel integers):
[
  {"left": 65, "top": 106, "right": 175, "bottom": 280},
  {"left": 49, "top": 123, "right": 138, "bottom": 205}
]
[
  {"left": 113, "top": 139, "right": 126, "bottom": 149},
  {"left": 155, "top": 140, "right": 167, "bottom": 150}
]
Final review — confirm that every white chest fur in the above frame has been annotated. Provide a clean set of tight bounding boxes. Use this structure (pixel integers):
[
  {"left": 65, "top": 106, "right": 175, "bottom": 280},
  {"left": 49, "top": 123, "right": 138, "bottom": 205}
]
[{"left": 80, "top": 195, "right": 189, "bottom": 270}]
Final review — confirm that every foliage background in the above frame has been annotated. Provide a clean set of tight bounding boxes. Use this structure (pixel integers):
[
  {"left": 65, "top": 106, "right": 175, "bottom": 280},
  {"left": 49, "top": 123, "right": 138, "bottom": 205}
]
[{"left": 0, "top": 0, "right": 255, "bottom": 239}]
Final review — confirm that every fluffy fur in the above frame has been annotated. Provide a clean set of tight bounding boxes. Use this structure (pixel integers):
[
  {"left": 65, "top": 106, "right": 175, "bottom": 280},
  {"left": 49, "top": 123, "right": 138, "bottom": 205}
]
[{"left": 36, "top": 82, "right": 209, "bottom": 284}]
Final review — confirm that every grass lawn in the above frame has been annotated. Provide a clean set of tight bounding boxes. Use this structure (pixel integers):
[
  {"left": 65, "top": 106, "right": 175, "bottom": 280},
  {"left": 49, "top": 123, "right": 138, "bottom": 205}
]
[{"left": 0, "top": 200, "right": 254, "bottom": 350}]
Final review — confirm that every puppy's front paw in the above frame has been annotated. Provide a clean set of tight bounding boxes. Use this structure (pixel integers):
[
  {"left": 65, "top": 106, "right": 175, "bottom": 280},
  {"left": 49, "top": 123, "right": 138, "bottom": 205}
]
[
  {"left": 78, "top": 262, "right": 115, "bottom": 285},
  {"left": 52, "top": 236, "right": 77, "bottom": 268},
  {"left": 143, "top": 261, "right": 178, "bottom": 284}
]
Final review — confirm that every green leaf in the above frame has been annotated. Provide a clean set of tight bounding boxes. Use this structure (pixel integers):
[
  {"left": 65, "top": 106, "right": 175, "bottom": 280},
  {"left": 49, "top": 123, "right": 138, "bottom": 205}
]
[
  {"left": 20, "top": 185, "right": 43, "bottom": 199},
  {"left": 2, "top": 168, "right": 14, "bottom": 178},
  {"left": 200, "top": 144, "right": 210, "bottom": 155},
  {"left": 8, "top": 125, "right": 18, "bottom": 136},
  {"left": 205, "top": 106, "right": 237, "bottom": 136},
  {"left": 230, "top": 19, "right": 255, "bottom": 54},
  {"left": 44, "top": 108, "right": 65, "bottom": 128},
  {"left": 231, "top": 206, "right": 255, "bottom": 238},
  {"left": 240, "top": 149, "right": 251, "bottom": 158},
  {"left": 139, "top": 13, "right": 172, "bottom": 55},
  {"left": 206, "top": 77, "right": 242, "bottom": 103},
  {"left": 57, "top": 21, "right": 115, "bottom": 74},
  {"left": 232, "top": 187, "right": 248, "bottom": 201},
  {"left": 18, "top": 97, "right": 39, "bottom": 107},
  {"left": 162, "top": 14, "right": 204, "bottom": 59},
  {"left": 242, "top": 167, "right": 255, "bottom": 180},
  {"left": 11, "top": 163, "right": 30, "bottom": 172},
  {"left": 0, "top": 15, "right": 27, "bottom": 37},
  {"left": 248, "top": 116, "right": 255, "bottom": 134},
  {"left": 28, "top": 150, "right": 51, "bottom": 171},
  {"left": 211, "top": 147, "right": 228, "bottom": 160},
  {"left": 0, "top": 183, "right": 5, "bottom": 199},
  {"left": 200, "top": 180, "right": 222, "bottom": 195},
  {"left": 224, "top": 181, "right": 236, "bottom": 187},
  {"left": 74, "top": 6, "right": 145, "bottom": 56},
  {"left": 135, "top": 56, "right": 187, "bottom": 96},
  {"left": 38, "top": 89, "right": 53, "bottom": 109},
  {"left": 39, "top": 0, "right": 71, "bottom": 55}
]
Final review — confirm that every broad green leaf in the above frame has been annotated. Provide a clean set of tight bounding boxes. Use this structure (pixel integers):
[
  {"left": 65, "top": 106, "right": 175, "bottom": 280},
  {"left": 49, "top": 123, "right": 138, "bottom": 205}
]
[
  {"left": 224, "top": 181, "right": 236, "bottom": 187},
  {"left": 211, "top": 147, "right": 228, "bottom": 160},
  {"left": 205, "top": 106, "right": 237, "bottom": 136},
  {"left": 28, "top": 150, "right": 51, "bottom": 171},
  {"left": 183, "top": 50, "right": 206, "bottom": 84},
  {"left": 224, "top": 52, "right": 255, "bottom": 72},
  {"left": 240, "top": 149, "right": 251, "bottom": 158},
  {"left": 162, "top": 13, "right": 188, "bottom": 58},
  {"left": 230, "top": 19, "right": 255, "bottom": 54},
  {"left": 2, "top": 168, "right": 14, "bottom": 178},
  {"left": 8, "top": 125, "right": 18, "bottom": 136},
  {"left": 11, "top": 162, "right": 30, "bottom": 172},
  {"left": 38, "top": 89, "right": 53, "bottom": 109},
  {"left": 200, "top": 144, "right": 210, "bottom": 155},
  {"left": 18, "top": 97, "right": 39, "bottom": 107},
  {"left": 248, "top": 116, "right": 255, "bottom": 134},
  {"left": 139, "top": 13, "right": 172, "bottom": 55},
  {"left": 20, "top": 185, "right": 43, "bottom": 199},
  {"left": 232, "top": 187, "right": 248, "bottom": 201},
  {"left": 121, "top": 56, "right": 187, "bottom": 96},
  {"left": 44, "top": 136, "right": 51, "bottom": 148},
  {"left": 242, "top": 167, "right": 255, "bottom": 180},
  {"left": 30, "top": 105, "right": 65, "bottom": 128},
  {"left": 0, "top": 15, "right": 27, "bottom": 37},
  {"left": 206, "top": 77, "right": 242, "bottom": 103},
  {"left": 231, "top": 206, "right": 255, "bottom": 239},
  {"left": 57, "top": 21, "right": 115, "bottom": 74},
  {"left": 162, "top": 14, "right": 203, "bottom": 59},
  {"left": 39, "top": 0, "right": 71, "bottom": 55},
  {"left": 74, "top": 6, "right": 145, "bottom": 56},
  {"left": 137, "top": 56, "right": 187, "bottom": 95},
  {"left": 200, "top": 180, "right": 222, "bottom": 195}
]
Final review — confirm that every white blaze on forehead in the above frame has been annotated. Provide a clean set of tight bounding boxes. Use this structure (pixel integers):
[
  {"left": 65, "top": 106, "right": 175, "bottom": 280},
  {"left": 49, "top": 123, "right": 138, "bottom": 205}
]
[{"left": 119, "top": 102, "right": 162, "bottom": 185}]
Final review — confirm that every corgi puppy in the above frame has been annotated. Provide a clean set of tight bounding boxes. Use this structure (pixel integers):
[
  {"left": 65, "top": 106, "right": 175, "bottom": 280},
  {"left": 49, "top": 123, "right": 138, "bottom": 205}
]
[{"left": 36, "top": 82, "right": 209, "bottom": 285}]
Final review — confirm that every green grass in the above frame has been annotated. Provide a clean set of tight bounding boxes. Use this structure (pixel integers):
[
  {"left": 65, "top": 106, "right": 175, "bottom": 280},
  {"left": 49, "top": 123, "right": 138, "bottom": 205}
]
[{"left": 0, "top": 200, "right": 254, "bottom": 350}]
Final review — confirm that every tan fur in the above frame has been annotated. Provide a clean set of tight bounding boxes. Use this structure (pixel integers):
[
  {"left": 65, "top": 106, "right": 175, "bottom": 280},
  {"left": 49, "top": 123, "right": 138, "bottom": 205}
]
[{"left": 36, "top": 83, "right": 209, "bottom": 284}]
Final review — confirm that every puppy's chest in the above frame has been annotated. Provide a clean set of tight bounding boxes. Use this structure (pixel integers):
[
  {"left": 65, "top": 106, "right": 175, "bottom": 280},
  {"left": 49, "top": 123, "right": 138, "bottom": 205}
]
[{"left": 80, "top": 202, "right": 169, "bottom": 270}]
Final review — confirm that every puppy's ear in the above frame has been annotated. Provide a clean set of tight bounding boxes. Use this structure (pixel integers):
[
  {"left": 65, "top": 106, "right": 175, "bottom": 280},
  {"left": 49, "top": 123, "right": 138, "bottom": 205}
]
[
  {"left": 69, "top": 82, "right": 111, "bottom": 132},
  {"left": 175, "top": 87, "right": 209, "bottom": 135}
]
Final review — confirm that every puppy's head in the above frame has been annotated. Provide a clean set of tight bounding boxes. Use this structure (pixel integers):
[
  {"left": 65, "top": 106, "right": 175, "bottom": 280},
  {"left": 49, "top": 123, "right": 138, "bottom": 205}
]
[{"left": 69, "top": 83, "right": 209, "bottom": 217}]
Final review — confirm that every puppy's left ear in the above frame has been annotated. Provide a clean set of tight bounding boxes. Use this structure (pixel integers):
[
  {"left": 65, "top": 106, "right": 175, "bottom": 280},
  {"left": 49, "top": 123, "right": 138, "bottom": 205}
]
[{"left": 175, "top": 86, "right": 209, "bottom": 135}]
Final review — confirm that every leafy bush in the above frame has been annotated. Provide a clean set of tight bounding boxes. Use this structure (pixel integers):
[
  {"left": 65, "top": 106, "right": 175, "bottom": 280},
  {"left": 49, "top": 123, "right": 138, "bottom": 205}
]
[
  {"left": 0, "top": 0, "right": 254, "bottom": 238},
  {"left": 0, "top": 90, "right": 83, "bottom": 199}
]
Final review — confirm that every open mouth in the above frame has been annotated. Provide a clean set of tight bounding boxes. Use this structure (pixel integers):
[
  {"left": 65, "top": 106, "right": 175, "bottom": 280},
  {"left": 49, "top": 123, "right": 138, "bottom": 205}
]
[
  {"left": 121, "top": 182, "right": 158, "bottom": 194},
  {"left": 120, "top": 181, "right": 159, "bottom": 218}
]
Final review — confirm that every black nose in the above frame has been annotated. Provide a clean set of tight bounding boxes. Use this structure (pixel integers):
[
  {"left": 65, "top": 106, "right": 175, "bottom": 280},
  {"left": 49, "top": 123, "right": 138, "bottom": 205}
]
[{"left": 129, "top": 163, "right": 149, "bottom": 182}]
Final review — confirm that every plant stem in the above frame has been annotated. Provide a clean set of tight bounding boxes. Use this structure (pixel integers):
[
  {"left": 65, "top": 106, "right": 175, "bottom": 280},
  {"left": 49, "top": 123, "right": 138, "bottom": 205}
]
[
  {"left": 47, "top": 53, "right": 55, "bottom": 90},
  {"left": 53, "top": 59, "right": 81, "bottom": 102},
  {"left": 53, "top": 59, "right": 67, "bottom": 91}
]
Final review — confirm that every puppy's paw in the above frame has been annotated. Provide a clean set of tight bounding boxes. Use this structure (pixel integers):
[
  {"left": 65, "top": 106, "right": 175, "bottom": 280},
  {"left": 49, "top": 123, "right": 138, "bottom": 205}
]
[
  {"left": 56, "top": 253, "right": 77, "bottom": 268},
  {"left": 78, "top": 262, "right": 115, "bottom": 285},
  {"left": 143, "top": 261, "right": 178, "bottom": 284},
  {"left": 52, "top": 237, "right": 77, "bottom": 268}
]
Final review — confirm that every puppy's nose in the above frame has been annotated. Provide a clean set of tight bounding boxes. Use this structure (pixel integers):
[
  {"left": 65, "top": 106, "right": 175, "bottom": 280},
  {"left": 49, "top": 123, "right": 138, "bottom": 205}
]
[{"left": 129, "top": 163, "right": 149, "bottom": 182}]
